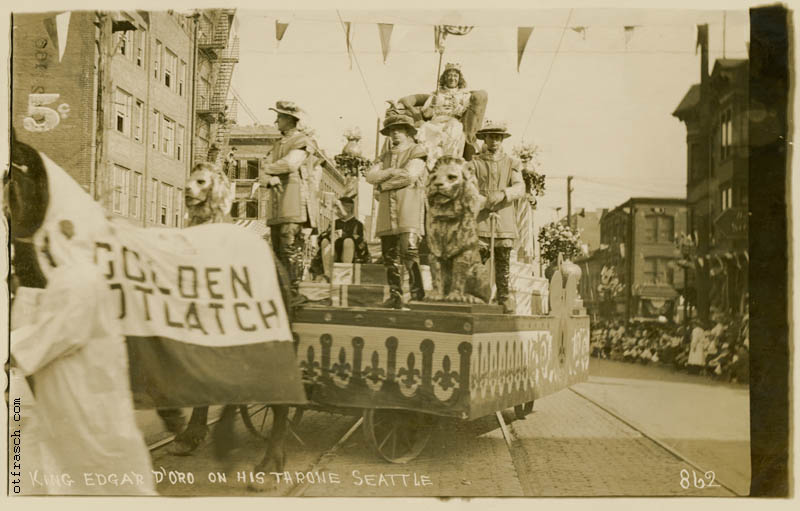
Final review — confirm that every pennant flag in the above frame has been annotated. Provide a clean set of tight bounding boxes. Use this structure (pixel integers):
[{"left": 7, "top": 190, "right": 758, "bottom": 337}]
[
  {"left": 435, "top": 24, "right": 474, "bottom": 54},
  {"left": 696, "top": 24, "right": 709, "bottom": 55},
  {"left": 517, "top": 26, "right": 534, "bottom": 72},
  {"left": 55, "top": 12, "right": 70, "bottom": 62},
  {"left": 624, "top": 25, "right": 636, "bottom": 48},
  {"left": 571, "top": 26, "right": 587, "bottom": 40},
  {"left": 42, "top": 15, "right": 59, "bottom": 59},
  {"left": 276, "top": 21, "right": 289, "bottom": 43},
  {"left": 344, "top": 21, "right": 353, "bottom": 70},
  {"left": 378, "top": 23, "right": 393, "bottom": 63}
]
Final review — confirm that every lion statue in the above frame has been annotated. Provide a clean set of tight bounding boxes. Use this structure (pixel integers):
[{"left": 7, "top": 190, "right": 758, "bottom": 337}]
[
  {"left": 185, "top": 162, "right": 234, "bottom": 227},
  {"left": 425, "top": 156, "right": 490, "bottom": 303}
]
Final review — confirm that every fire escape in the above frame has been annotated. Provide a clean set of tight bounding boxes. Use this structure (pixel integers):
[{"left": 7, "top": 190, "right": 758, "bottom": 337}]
[{"left": 195, "top": 10, "right": 239, "bottom": 164}]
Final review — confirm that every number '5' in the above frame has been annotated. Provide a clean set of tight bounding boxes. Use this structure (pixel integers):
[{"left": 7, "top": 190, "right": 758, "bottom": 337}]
[{"left": 23, "top": 93, "right": 62, "bottom": 132}]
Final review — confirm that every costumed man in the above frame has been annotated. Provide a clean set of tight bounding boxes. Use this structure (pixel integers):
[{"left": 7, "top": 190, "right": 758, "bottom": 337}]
[
  {"left": 366, "top": 114, "right": 427, "bottom": 308},
  {"left": 258, "top": 101, "right": 320, "bottom": 298},
  {"left": 470, "top": 120, "right": 525, "bottom": 314}
]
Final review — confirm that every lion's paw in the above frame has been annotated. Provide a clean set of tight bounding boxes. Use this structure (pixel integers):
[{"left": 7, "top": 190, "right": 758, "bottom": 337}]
[
  {"left": 464, "top": 294, "right": 485, "bottom": 304},
  {"left": 425, "top": 292, "right": 445, "bottom": 302},
  {"left": 445, "top": 291, "right": 467, "bottom": 303}
]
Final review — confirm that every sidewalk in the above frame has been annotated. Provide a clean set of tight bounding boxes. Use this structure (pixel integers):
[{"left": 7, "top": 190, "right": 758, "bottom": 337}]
[{"left": 573, "top": 358, "right": 751, "bottom": 496}]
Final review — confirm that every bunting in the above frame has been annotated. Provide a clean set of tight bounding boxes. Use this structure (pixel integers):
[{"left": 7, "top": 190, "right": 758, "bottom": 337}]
[
  {"left": 378, "top": 23, "right": 393, "bottom": 63},
  {"left": 570, "top": 26, "right": 587, "bottom": 40},
  {"left": 623, "top": 25, "right": 637, "bottom": 48},
  {"left": 276, "top": 21, "right": 289, "bottom": 43},
  {"left": 517, "top": 26, "right": 534, "bottom": 72},
  {"left": 344, "top": 21, "right": 353, "bottom": 70}
]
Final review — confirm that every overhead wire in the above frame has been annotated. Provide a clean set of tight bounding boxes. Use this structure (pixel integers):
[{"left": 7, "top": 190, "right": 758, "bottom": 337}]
[
  {"left": 230, "top": 86, "right": 261, "bottom": 124},
  {"left": 335, "top": 9, "right": 381, "bottom": 118},
  {"left": 522, "top": 8, "right": 573, "bottom": 138}
]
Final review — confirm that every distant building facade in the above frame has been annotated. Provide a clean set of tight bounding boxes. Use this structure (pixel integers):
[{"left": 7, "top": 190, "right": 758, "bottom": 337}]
[
  {"left": 673, "top": 26, "right": 749, "bottom": 319},
  {"left": 12, "top": 10, "right": 194, "bottom": 228},
  {"left": 578, "top": 197, "right": 687, "bottom": 321}
]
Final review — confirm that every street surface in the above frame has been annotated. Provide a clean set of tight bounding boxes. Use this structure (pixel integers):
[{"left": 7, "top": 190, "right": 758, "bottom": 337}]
[{"left": 140, "top": 359, "right": 749, "bottom": 497}]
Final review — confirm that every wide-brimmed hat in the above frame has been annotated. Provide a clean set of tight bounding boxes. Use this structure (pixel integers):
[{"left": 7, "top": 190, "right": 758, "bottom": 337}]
[
  {"left": 380, "top": 114, "right": 417, "bottom": 136},
  {"left": 476, "top": 119, "right": 512, "bottom": 140},
  {"left": 269, "top": 100, "right": 307, "bottom": 123}
]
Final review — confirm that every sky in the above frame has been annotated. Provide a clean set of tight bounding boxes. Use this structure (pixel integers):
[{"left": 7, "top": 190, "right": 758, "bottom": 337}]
[{"left": 229, "top": 7, "right": 749, "bottom": 225}]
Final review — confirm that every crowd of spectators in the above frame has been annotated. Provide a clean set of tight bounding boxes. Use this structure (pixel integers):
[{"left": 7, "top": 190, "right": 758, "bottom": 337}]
[{"left": 589, "top": 310, "right": 750, "bottom": 384}]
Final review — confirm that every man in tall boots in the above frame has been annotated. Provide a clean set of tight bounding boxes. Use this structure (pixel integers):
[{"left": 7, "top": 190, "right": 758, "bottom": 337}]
[
  {"left": 366, "top": 114, "right": 427, "bottom": 308},
  {"left": 470, "top": 120, "right": 525, "bottom": 314},
  {"left": 258, "top": 101, "right": 320, "bottom": 298}
]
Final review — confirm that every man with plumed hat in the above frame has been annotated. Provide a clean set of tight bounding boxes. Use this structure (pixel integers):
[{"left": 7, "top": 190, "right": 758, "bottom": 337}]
[
  {"left": 366, "top": 113, "right": 427, "bottom": 308},
  {"left": 470, "top": 120, "right": 525, "bottom": 314},
  {"left": 258, "top": 100, "right": 321, "bottom": 296}
]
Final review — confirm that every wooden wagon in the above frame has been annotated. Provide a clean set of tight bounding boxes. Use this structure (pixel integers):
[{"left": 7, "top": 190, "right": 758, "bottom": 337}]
[{"left": 283, "top": 269, "right": 590, "bottom": 463}]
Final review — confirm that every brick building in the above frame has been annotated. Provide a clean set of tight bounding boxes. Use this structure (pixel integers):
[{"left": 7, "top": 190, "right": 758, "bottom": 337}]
[
  {"left": 225, "top": 124, "right": 281, "bottom": 221},
  {"left": 577, "top": 197, "right": 687, "bottom": 321},
  {"left": 10, "top": 10, "right": 221, "bottom": 229},
  {"left": 672, "top": 25, "right": 749, "bottom": 320}
]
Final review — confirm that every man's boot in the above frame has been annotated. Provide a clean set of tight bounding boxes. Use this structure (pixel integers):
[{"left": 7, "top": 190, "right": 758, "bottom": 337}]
[
  {"left": 408, "top": 262, "right": 425, "bottom": 301},
  {"left": 382, "top": 255, "right": 404, "bottom": 309}
]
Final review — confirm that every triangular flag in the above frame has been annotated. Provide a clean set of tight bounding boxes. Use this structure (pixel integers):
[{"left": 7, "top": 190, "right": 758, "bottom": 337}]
[
  {"left": 42, "top": 15, "right": 59, "bottom": 59},
  {"left": 434, "top": 25, "right": 445, "bottom": 54},
  {"left": 378, "top": 23, "right": 393, "bottom": 64},
  {"left": 55, "top": 12, "right": 70, "bottom": 62},
  {"left": 517, "top": 26, "right": 533, "bottom": 72},
  {"left": 570, "top": 26, "right": 587, "bottom": 40},
  {"left": 623, "top": 26, "right": 636, "bottom": 49},
  {"left": 345, "top": 21, "right": 353, "bottom": 70},
  {"left": 276, "top": 21, "right": 289, "bottom": 43}
]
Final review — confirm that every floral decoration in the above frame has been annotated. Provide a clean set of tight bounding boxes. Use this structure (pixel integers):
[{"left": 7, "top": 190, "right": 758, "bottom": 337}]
[{"left": 537, "top": 221, "right": 583, "bottom": 265}]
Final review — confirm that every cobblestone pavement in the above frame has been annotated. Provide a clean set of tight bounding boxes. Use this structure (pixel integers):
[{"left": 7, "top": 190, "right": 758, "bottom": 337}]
[
  {"left": 149, "top": 388, "right": 734, "bottom": 497},
  {"left": 574, "top": 359, "right": 750, "bottom": 496}
]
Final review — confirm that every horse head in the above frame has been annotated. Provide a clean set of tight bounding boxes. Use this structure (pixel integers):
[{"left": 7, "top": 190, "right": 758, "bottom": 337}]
[{"left": 6, "top": 129, "right": 50, "bottom": 288}]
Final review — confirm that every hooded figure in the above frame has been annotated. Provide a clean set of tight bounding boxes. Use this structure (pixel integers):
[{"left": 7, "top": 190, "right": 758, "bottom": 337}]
[{"left": 8, "top": 142, "right": 155, "bottom": 495}]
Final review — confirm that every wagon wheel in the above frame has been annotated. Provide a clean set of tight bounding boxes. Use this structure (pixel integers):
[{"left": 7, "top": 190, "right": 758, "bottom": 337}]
[
  {"left": 362, "top": 409, "right": 436, "bottom": 463},
  {"left": 239, "top": 405, "right": 305, "bottom": 442},
  {"left": 513, "top": 400, "right": 535, "bottom": 420}
]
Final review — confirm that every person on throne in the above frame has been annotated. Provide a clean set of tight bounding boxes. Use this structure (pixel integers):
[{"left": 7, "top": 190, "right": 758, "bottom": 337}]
[{"left": 392, "top": 63, "right": 488, "bottom": 165}]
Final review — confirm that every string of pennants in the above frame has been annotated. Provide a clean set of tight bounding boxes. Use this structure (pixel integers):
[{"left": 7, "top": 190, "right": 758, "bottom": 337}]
[
  {"left": 273, "top": 20, "right": 654, "bottom": 72},
  {"left": 675, "top": 250, "right": 749, "bottom": 277}
]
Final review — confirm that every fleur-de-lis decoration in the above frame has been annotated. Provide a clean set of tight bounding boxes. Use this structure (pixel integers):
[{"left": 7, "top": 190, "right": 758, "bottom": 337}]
[
  {"left": 300, "top": 345, "right": 321, "bottom": 383},
  {"left": 362, "top": 350, "right": 385, "bottom": 385},
  {"left": 433, "top": 355, "right": 460, "bottom": 391},
  {"left": 331, "top": 346, "right": 352, "bottom": 381},
  {"left": 397, "top": 352, "right": 421, "bottom": 388}
]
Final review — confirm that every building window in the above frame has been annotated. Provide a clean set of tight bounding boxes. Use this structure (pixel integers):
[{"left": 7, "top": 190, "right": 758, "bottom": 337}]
[
  {"left": 245, "top": 159, "right": 259, "bottom": 180},
  {"left": 134, "top": 99, "right": 144, "bottom": 143},
  {"left": 114, "top": 88, "right": 132, "bottom": 136},
  {"left": 689, "top": 142, "right": 703, "bottom": 183},
  {"left": 112, "top": 165, "right": 131, "bottom": 215},
  {"left": 119, "top": 29, "right": 133, "bottom": 60},
  {"left": 151, "top": 110, "right": 160, "bottom": 149},
  {"left": 721, "top": 185, "right": 733, "bottom": 211},
  {"left": 643, "top": 257, "right": 674, "bottom": 286},
  {"left": 161, "top": 183, "right": 172, "bottom": 226},
  {"left": 179, "top": 60, "right": 187, "bottom": 97},
  {"left": 174, "top": 188, "right": 183, "bottom": 227},
  {"left": 644, "top": 214, "right": 674, "bottom": 243},
  {"left": 164, "top": 49, "right": 177, "bottom": 90},
  {"left": 131, "top": 171, "right": 143, "bottom": 218},
  {"left": 150, "top": 178, "right": 158, "bottom": 223},
  {"left": 154, "top": 40, "right": 162, "bottom": 80},
  {"left": 720, "top": 108, "right": 733, "bottom": 160},
  {"left": 162, "top": 117, "right": 175, "bottom": 156},
  {"left": 136, "top": 30, "right": 145, "bottom": 67},
  {"left": 231, "top": 202, "right": 240, "bottom": 218},
  {"left": 245, "top": 200, "right": 258, "bottom": 219},
  {"left": 176, "top": 125, "right": 185, "bottom": 161}
]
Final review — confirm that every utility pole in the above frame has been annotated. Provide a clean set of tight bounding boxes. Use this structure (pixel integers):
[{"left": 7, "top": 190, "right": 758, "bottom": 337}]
[{"left": 566, "top": 175, "right": 573, "bottom": 229}]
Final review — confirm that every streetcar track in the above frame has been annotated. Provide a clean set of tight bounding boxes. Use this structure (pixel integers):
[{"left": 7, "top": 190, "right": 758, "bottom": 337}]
[{"left": 568, "top": 387, "right": 742, "bottom": 496}]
